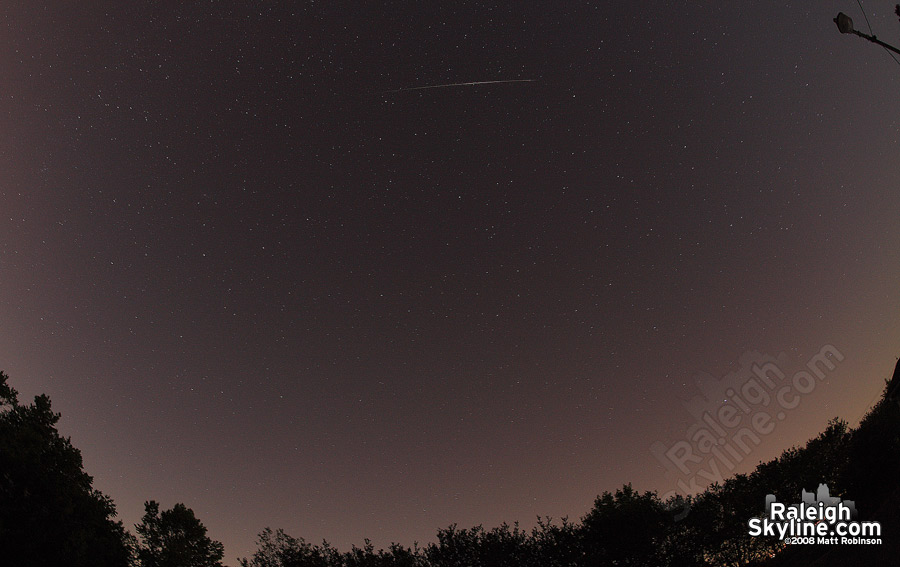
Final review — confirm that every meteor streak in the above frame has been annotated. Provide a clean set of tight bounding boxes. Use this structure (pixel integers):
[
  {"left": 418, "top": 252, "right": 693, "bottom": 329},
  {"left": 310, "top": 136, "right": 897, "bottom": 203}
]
[{"left": 381, "top": 79, "right": 535, "bottom": 94}]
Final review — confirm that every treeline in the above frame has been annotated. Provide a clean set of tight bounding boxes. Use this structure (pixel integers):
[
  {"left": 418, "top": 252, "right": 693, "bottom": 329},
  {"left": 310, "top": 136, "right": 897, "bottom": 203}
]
[
  {"left": 2, "top": 365, "right": 899, "bottom": 567},
  {"left": 237, "top": 395, "right": 900, "bottom": 567},
  {"left": 0, "top": 372, "right": 224, "bottom": 567}
]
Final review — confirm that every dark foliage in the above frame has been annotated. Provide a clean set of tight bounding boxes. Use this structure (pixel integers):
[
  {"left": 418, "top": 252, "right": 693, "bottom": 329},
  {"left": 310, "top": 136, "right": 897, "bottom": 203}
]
[
  {"left": 242, "top": 361, "right": 900, "bottom": 567},
  {"left": 580, "top": 484, "right": 668, "bottom": 567},
  {"left": 135, "top": 500, "right": 225, "bottom": 567},
  {"left": 239, "top": 527, "right": 423, "bottom": 567},
  {"left": 0, "top": 371, "right": 133, "bottom": 567},
  {"left": 3, "top": 357, "right": 899, "bottom": 567}
]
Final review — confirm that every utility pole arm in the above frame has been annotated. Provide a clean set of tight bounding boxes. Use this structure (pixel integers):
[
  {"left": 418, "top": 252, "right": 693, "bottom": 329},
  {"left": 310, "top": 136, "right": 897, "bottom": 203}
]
[{"left": 834, "top": 12, "right": 900, "bottom": 56}]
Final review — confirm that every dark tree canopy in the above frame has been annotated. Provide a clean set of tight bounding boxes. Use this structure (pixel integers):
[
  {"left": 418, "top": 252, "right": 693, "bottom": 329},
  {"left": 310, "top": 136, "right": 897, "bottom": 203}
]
[
  {"left": 0, "top": 371, "right": 132, "bottom": 567},
  {"left": 580, "top": 484, "right": 669, "bottom": 567},
  {"left": 238, "top": 368, "right": 900, "bottom": 567},
  {"left": 3, "top": 359, "right": 899, "bottom": 567},
  {"left": 135, "top": 500, "right": 225, "bottom": 567}
]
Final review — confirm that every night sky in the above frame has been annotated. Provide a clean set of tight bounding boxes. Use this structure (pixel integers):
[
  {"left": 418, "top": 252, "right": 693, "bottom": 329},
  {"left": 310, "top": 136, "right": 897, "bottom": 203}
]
[{"left": 3, "top": 1, "right": 900, "bottom": 562}]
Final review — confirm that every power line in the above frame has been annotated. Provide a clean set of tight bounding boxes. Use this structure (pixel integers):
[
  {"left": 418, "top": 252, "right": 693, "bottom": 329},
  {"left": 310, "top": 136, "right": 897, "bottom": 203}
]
[
  {"left": 855, "top": 0, "right": 900, "bottom": 68},
  {"left": 856, "top": 0, "right": 874, "bottom": 34}
]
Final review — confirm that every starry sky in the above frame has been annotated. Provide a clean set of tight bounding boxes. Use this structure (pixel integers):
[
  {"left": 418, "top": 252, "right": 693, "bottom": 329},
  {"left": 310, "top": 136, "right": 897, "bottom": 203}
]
[{"left": 3, "top": 1, "right": 900, "bottom": 563}]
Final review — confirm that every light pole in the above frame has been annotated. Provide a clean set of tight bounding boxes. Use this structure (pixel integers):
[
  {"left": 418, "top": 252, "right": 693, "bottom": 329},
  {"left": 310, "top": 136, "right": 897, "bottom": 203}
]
[{"left": 834, "top": 12, "right": 900, "bottom": 55}]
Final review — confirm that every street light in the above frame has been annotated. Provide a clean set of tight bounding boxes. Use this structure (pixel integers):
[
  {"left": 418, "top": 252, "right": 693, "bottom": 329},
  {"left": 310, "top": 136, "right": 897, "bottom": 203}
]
[
  {"left": 834, "top": 12, "right": 855, "bottom": 34},
  {"left": 834, "top": 11, "right": 900, "bottom": 56}
]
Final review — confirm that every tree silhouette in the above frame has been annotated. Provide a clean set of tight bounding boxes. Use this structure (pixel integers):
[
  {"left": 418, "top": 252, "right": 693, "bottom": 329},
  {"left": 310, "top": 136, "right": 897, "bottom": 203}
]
[
  {"left": 843, "top": 394, "right": 900, "bottom": 513},
  {"left": 219, "top": 359, "right": 900, "bottom": 566},
  {"left": 239, "top": 527, "right": 336, "bottom": 567},
  {"left": 135, "top": 500, "right": 225, "bottom": 567},
  {"left": 0, "top": 371, "right": 132, "bottom": 567},
  {"left": 425, "top": 523, "right": 532, "bottom": 567},
  {"left": 579, "top": 484, "right": 668, "bottom": 567},
  {"left": 240, "top": 527, "right": 423, "bottom": 567}
]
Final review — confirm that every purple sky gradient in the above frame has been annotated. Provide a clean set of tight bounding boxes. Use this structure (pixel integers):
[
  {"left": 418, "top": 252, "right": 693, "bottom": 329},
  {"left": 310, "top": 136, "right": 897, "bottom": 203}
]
[{"left": 2, "top": 2, "right": 900, "bottom": 563}]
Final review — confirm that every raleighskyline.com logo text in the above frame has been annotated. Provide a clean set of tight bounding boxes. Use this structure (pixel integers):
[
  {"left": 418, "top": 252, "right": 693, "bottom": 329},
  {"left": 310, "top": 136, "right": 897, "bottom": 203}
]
[{"left": 748, "top": 484, "right": 882, "bottom": 545}]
